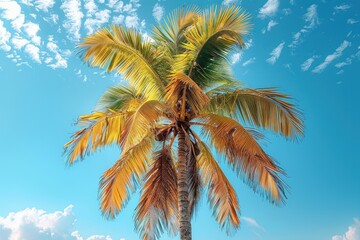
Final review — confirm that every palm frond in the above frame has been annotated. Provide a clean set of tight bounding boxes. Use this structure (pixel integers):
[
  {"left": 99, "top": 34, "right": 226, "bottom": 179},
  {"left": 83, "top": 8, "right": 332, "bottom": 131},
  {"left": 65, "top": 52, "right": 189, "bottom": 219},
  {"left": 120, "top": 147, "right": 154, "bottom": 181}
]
[
  {"left": 121, "top": 100, "right": 171, "bottom": 152},
  {"left": 194, "top": 114, "right": 287, "bottom": 204},
  {"left": 152, "top": 6, "right": 201, "bottom": 55},
  {"left": 165, "top": 72, "right": 209, "bottom": 119},
  {"left": 197, "top": 140, "right": 240, "bottom": 232},
  {"left": 64, "top": 111, "right": 129, "bottom": 164},
  {"left": 99, "top": 135, "right": 153, "bottom": 218},
  {"left": 95, "top": 84, "right": 144, "bottom": 112},
  {"left": 79, "top": 25, "right": 165, "bottom": 99},
  {"left": 207, "top": 88, "right": 304, "bottom": 139},
  {"left": 173, "top": 6, "right": 250, "bottom": 87},
  {"left": 135, "top": 147, "right": 178, "bottom": 240}
]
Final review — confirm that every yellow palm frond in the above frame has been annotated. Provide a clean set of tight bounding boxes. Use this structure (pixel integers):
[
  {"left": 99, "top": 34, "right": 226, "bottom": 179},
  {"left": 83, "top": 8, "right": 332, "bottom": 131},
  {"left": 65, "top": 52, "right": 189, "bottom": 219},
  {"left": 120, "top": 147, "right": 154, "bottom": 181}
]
[
  {"left": 121, "top": 100, "right": 172, "bottom": 152},
  {"left": 95, "top": 84, "right": 144, "bottom": 112},
  {"left": 165, "top": 72, "right": 209, "bottom": 119},
  {"left": 194, "top": 114, "right": 287, "bottom": 204},
  {"left": 79, "top": 25, "right": 165, "bottom": 99},
  {"left": 135, "top": 147, "right": 178, "bottom": 240},
  {"left": 99, "top": 135, "right": 153, "bottom": 218},
  {"left": 208, "top": 88, "right": 304, "bottom": 139},
  {"left": 173, "top": 6, "right": 250, "bottom": 87},
  {"left": 152, "top": 6, "right": 200, "bottom": 55},
  {"left": 64, "top": 111, "right": 129, "bottom": 164},
  {"left": 197, "top": 140, "right": 240, "bottom": 232}
]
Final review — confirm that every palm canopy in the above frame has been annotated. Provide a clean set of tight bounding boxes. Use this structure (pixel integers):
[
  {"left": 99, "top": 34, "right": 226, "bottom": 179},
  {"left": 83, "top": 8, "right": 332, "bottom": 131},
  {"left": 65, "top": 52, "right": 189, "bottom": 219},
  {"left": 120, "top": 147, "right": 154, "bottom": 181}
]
[{"left": 65, "top": 5, "right": 303, "bottom": 240}]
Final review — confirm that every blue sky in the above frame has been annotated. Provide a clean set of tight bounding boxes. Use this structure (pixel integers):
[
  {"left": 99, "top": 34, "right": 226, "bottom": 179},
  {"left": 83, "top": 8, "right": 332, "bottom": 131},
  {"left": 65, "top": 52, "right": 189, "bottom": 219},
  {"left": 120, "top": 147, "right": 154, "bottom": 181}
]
[{"left": 0, "top": 0, "right": 359, "bottom": 239}]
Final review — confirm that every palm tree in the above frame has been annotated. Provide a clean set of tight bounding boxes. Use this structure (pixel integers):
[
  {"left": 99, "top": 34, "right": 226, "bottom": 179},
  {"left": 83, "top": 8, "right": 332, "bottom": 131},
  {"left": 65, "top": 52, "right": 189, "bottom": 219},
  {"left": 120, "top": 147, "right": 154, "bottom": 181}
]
[{"left": 65, "top": 6, "right": 303, "bottom": 240}]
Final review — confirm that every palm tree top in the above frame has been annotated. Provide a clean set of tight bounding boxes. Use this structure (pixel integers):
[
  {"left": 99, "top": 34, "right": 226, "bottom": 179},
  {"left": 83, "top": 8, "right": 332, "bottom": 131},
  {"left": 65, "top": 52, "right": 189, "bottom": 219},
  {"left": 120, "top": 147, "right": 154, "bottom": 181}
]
[{"left": 65, "top": 5, "right": 304, "bottom": 240}]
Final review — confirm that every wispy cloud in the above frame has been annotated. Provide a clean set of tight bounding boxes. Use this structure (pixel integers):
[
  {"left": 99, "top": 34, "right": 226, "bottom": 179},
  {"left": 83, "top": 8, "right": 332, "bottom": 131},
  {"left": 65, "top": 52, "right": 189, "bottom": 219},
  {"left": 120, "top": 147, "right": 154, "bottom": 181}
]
[
  {"left": 242, "top": 57, "right": 256, "bottom": 66},
  {"left": 334, "top": 4, "right": 351, "bottom": 11},
  {"left": 332, "top": 218, "right": 360, "bottom": 240},
  {"left": 24, "top": 44, "right": 41, "bottom": 63},
  {"left": 0, "top": 20, "right": 11, "bottom": 52},
  {"left": 267, "top": 42, "right": 285, "bottom": 64},
  {"left": 0, "top": 205, "right": 116, "bottom": 240},
  {"left": 153, "top": 3, "right": 164, "bottom": 21},
  {"left": 241, "top": 216, "right": 265, "bottom": 231},
  {"left": 84, "top": 9, "right": 111, "bottom": 34},
  {"left": 312, "top": 40, "right": 351, "bottom": 73},
  {"left": 61, "top": 0, "right": 84, "bottom": 42},
  {"left": 258, "top": 0, "right": 279, "bottom": 19},
  {"left": 335, "top": 57, "right": 352, "bottom": 68},
  {"left": 301, "top": 56, "right": 317, "bottom": 71},
  {"left": 347, "top": 19, "right": 358, "bottom": 24},
  {"left": 289, "top": 4, "right": 319, "bottom": 49},
  {"left": 262, "top": 20, "right": 278, "bottom": 34},
  {"left": 222, "top": 0, "right": 238, "bottom": 6},
  {"left": 0, "top": 1, "right": 22, "bottom": 20},
  {"left": 231, "top": 52, "right": 242, "bottom": 65}
]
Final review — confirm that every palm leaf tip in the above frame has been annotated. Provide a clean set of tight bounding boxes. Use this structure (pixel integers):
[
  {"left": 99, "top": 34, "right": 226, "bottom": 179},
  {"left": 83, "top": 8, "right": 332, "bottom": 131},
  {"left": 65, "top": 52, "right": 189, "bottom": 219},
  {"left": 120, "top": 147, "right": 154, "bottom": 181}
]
[
  {"left": 135, "top": 147, "right": 178, "bottom": 240},
  {"left": 195, "top": 114, "right": 287, "bottom": 204}
]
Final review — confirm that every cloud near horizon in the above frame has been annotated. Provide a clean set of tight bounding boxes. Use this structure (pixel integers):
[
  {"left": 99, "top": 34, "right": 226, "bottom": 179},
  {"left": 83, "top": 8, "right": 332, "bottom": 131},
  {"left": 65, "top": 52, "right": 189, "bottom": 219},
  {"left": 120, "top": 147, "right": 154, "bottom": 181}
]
[
  {"left": 332, "top": 218, "right": 360, "bottom": 240},
  {"left": 0, "top": 205, "right": 116, "bottom": 240}
]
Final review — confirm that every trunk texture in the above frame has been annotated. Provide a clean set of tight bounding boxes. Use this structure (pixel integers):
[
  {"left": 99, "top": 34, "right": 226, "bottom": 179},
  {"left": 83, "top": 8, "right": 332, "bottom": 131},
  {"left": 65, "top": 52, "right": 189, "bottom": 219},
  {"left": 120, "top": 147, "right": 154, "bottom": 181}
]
[{"left": 177, "top": 128, "right": 192, "bottom": 240}]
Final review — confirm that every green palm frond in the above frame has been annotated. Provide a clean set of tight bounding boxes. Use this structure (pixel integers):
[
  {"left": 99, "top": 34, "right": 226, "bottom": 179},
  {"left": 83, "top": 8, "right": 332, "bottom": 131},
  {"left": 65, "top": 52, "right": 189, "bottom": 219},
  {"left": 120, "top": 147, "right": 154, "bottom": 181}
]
[
  {"left": 207, "top": 88, "right": 304, "bottom": 138},
  {"left": 173, "top": 6, "right": 250, "bottom": 87},
  {"left": 95, "top": 84, "right": 144, "bottom": 112},
  {"left": 79, "top": 25, "right": 165, "bottom": 100}
]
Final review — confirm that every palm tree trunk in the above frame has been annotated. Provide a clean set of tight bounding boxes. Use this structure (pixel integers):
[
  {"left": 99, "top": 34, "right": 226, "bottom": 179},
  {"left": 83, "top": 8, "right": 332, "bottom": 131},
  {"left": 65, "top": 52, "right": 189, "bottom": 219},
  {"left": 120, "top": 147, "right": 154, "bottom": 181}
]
[{"left": 177, "top": 128, "right": 192, "bottom": 240}]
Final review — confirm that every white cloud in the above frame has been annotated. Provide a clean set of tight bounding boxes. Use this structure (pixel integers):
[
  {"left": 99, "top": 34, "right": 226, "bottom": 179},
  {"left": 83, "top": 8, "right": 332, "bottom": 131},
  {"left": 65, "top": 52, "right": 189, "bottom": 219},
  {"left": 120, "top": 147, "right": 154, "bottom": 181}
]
[
  {"left": 23, "top": 22, "right": 41, "bottom": 45},
  {"left": 347, "top": 19, "right": 358, "bottom": 24},
  {"left": 84, "top": 9, "right": 111, "bottom": 34},
  {"left": 301, "top": 56, "right": 316, "bottom": 71},
  {"left": 34, "top": 0, "right": 55, "bottom": 12},
  {"left": 125, "top": 15, "right": 139, "bottom": 28},
  {"left": 113, "top": 15, "right": 125, "bottom": 24},
  {"left": 24, "top": 44, "right": 41, "bottom": 63},
  {"left": 258, "top": 0, "right": 279, "bottom": 19},
  {"left": 312, "top": 40, "right": 351, "bottom": 73},
  {"left": 222, "top": 0, "right": 238, "bottom": 5},
  {"left": 0, "top": 205, "right": 116, "bottom": 240},
  {"left": 0, "top": 1, "right": 22, "bottom": 20},
  {"left": 334, "top": 5, "right": 351, "bottom": 11},
  {"left": 267, "top": 42, "right": 285, "bottom": 64},
  {"left": 231, "top": 52, "right": 242, "bottom": 65},
  {"left": 84, "top": 0, "right": 97, "bottom": 17},
  {"left": 11, "top": 36, "right": 30, "bottom": 49},
  {"left": 61, "top": 0, "right": 84, "bottom": 42},
  {"left": 242, "top": 57, "right": 256, "bottom": 66},
  {"left": 0, "top": 20, "right": 12, "bottom": 52},
  {"left": 241, "top": 216, "right": 264, "bottom": 230},
  {"left": 332, "top": 218, "right": 360, "bottom": 240},
  {"left": 263, "top": 20, "right": 278, "bottom": 33},
  {"left": 11, "top": 14, "right": 25, "bottom": 32},
  {"left": 289, "top": 5, "right": 318, "bottom": 49},
  {"left": 46, "top": 36, "right": 68, "bottom": 69},
  {"left": 152, "top": 3, "right": 164, "bottom": 21},
  {"left": 335, "top": 57, "right": 352, "bottom": 68},
  {"left": 304, "top": 4, "right": 319, "bottom": 29}
]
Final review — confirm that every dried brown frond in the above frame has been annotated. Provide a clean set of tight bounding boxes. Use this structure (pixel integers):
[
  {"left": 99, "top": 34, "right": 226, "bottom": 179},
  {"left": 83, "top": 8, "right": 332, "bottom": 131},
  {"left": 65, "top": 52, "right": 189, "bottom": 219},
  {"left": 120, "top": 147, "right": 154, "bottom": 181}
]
[
  {"left": 194, "top": 114, "right": 287, "bottom": 204},
  {"left": 135, "top": 147, "right": 178, "bottom": 240}
]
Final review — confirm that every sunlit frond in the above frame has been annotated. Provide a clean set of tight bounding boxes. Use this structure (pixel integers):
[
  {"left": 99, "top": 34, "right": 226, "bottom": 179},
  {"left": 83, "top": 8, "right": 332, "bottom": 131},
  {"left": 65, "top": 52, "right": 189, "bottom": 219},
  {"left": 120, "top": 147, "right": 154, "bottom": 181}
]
[
  {"left": 96, "top": 84, "right": 144, "bottom": 112},
  {"left": 197, "top": 140, "right": 240, "bottom": 232},
  {"left": 173, "top": 6, "right": 250, "bottom": 87},
  {"left": 165, "top": 72, "right": 209, "bottom": 119},
  {"left": 121, "top": 100, "right": 172, "bottom": 152},
  {"left": 64, "top": 111, "right": 129, "bottom": 164},
  {"left": 152, "top": 6, "right": 201, "bottom": 55},
  {"left": 79, "top": 25, "right": 165, "bottom": 99},
  {"left": 194, "top": 114, "right": 287, "bottom": 204},
  {"left": 135, "top": 147, "right": 178, "bottom": 240},
  {"left": 99, "top": 135, "right": 153, "bottom": 218},
  {"left": 208, "top": 88, "right": 304, "bottom": 138}
]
